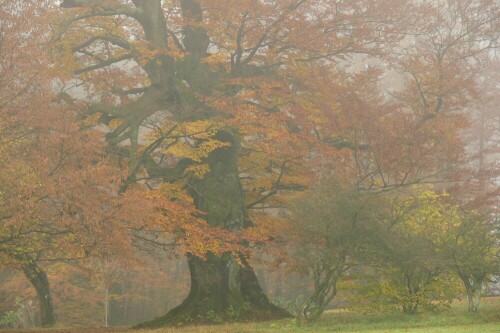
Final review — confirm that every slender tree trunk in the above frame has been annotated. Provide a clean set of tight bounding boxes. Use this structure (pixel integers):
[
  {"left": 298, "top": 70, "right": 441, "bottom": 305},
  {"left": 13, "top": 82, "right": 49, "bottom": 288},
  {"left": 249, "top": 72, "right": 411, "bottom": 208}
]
[
  {"left": 298, "top": 266, "right": 340, "bottom": 325},
  {"left": 109, "top": 282, "right": 123, "bottom": 326},
  {"left": 22, "top": 262, "right": 56, "bottom": 327},
  {"left": 104, "top": 286, "right": 109, "bottom": 327}
]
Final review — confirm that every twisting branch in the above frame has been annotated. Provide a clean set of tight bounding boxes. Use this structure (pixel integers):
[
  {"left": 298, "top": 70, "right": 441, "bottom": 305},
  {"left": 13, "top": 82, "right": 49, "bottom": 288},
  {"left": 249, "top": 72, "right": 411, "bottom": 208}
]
[
  {"left": 246, "top": 159, "right": 290, "bottom": 209},
  {"left": 73, "top": 35, "right": 132, "bottom": 52},
  {"left": 53, "top": 2, "right": 142, "bottom": 45},
  {"left": 74, "top": 54, "right": 135, "bottom": 75},
  {"left": 60, "top": 0, "right": 141, "bottom": 19}
]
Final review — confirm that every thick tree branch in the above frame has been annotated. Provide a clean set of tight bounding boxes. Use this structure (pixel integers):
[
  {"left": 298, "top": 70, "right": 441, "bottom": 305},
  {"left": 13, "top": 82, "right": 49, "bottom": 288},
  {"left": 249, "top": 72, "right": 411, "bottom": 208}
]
[
  {"left": 73, "top": 35, "right": 132, "bottom": 52},
  {"left": 74, "top": 53, "right": 134, "bottom": 75},
  {"left": 60, "top": 0, "right": 141, "bottom": 19},
  {"left": 54, "top": 2, "right": 142, "bottom": 45}
]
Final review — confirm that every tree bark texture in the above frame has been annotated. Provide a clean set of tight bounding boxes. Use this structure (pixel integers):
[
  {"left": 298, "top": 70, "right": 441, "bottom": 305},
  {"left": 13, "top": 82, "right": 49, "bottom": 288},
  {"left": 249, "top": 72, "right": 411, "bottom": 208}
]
[
  {"left": 460, "top": 274, "right": 483, "bottom": 313},
  {"left": 467, "top": 286, "right": 481, "bottom": 313},
  {"left": 136, "top": 132, "right": 289, "bottom": 327},
  {"left": 299, "top": 262, "right": 344, "bottom": 324},
  {"left": 22, "top": 263, "right": 56, "bottom": 327}
]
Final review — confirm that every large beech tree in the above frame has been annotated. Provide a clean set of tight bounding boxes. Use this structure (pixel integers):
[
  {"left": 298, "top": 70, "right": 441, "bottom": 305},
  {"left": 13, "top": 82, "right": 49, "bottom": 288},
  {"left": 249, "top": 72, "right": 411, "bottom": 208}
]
[
  {"left": 53, "top": 0, "right": 413, "bottom": 326},
  {"left": 52, "top": 0, "right": 498, "bottom": 326}
]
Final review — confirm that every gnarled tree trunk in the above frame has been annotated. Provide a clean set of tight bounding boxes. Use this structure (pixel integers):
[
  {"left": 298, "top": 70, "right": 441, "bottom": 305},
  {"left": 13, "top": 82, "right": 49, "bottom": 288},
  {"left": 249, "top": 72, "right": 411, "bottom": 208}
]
[
  {"left": 459, "top": 273, "right": 483, "bottom": 313},
  {"left": 58, "top": 1, "right": 288, "bottom": 327},
  {"left": 298, "top": 258, "right": 346, "bottom": 325},
  {"left": 467, "top": 285, "right": 481, "bottom": 313},
  {"left": 136, "top": 131, "right": 289, "bottom": 327},
  {"left": 138, "top": 254, "right": 288, "bottom": 327},
  {"left": 22, "top": 262, "right": 56, "bottom": 327}
]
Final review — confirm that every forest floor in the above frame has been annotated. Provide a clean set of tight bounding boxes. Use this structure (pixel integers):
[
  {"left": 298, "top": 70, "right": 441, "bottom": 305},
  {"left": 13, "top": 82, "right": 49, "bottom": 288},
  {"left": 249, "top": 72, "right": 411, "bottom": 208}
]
[{"left": 2, "top": 297, "right": 499, "bottom": 333}]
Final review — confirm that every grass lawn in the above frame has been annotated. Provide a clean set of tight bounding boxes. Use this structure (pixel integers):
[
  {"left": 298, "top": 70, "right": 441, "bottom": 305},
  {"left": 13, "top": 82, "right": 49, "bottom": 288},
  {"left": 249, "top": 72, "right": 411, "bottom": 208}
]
[
  {"left": 138, "top": 297, "right": 500, "bottom": 333},
  {"left": 2, "top": 297, "right": 499, "bottom": 333}
]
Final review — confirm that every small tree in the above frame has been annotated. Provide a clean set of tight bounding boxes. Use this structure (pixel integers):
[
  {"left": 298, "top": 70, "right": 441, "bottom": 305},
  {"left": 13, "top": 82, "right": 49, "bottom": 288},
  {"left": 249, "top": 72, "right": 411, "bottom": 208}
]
[
  {"left": 370, "top": 189, "right": 462, "bottom": 313},
  {"left": 0, "top": 1, "right": 159, "bottom": 326},
  {"left": 443, "top": 211, "right": 499, "bottom": 312},
  {"left": 373, "top": 188, "right": 498, "bottom": 313},
  {"left": 373, "top": 250, "right": 461, "bottom": 314},
  {"left": 285, "top": 179, "right": 386, "bottom": 323}
]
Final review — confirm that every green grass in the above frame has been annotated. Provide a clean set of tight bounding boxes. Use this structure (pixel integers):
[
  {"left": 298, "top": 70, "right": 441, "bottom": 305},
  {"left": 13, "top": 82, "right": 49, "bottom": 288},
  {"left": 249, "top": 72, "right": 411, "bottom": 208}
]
[
  {"left": 138, "top": 297, "right": 500, "bottom": 333},
  {"left": 2, "top": 298, "right": 499, "bottom": 333}
]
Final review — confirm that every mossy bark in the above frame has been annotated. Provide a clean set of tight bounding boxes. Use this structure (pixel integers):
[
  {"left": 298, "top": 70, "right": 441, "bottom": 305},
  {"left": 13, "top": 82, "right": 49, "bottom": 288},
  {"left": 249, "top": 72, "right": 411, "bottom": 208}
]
[
  {"left": 135, "top": 131, "right": 289, "bottom": 327},
  {"left": 459, "top": 273, "right": 483, "bottom": 313},
  {"left": 467, "top": 285, "right": 481, "bottom": 313},
  {"left": 22, "top": 263, "right": 56, "bottom": 327}
]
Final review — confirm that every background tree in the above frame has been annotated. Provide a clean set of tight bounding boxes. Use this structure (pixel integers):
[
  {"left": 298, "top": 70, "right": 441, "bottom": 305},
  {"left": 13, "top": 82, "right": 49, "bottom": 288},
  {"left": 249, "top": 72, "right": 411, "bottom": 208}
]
[
  {"left": 276, "top": 0, "right": 497, "bottom": 318},
  {"left": 371, "top": 189, "right": 499, "bottom": 314},
  {"left": 284, "top": 179, "right": 386, "bottom": 324},
  {"left": 372, "top": 189, "right": 463, "bottom": 314},
  {"left": 0, "top": 0, "right": 159, "bottom": 326},
  {"left": 442, "top": 211, "right": 499, "bottom": 312}
]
